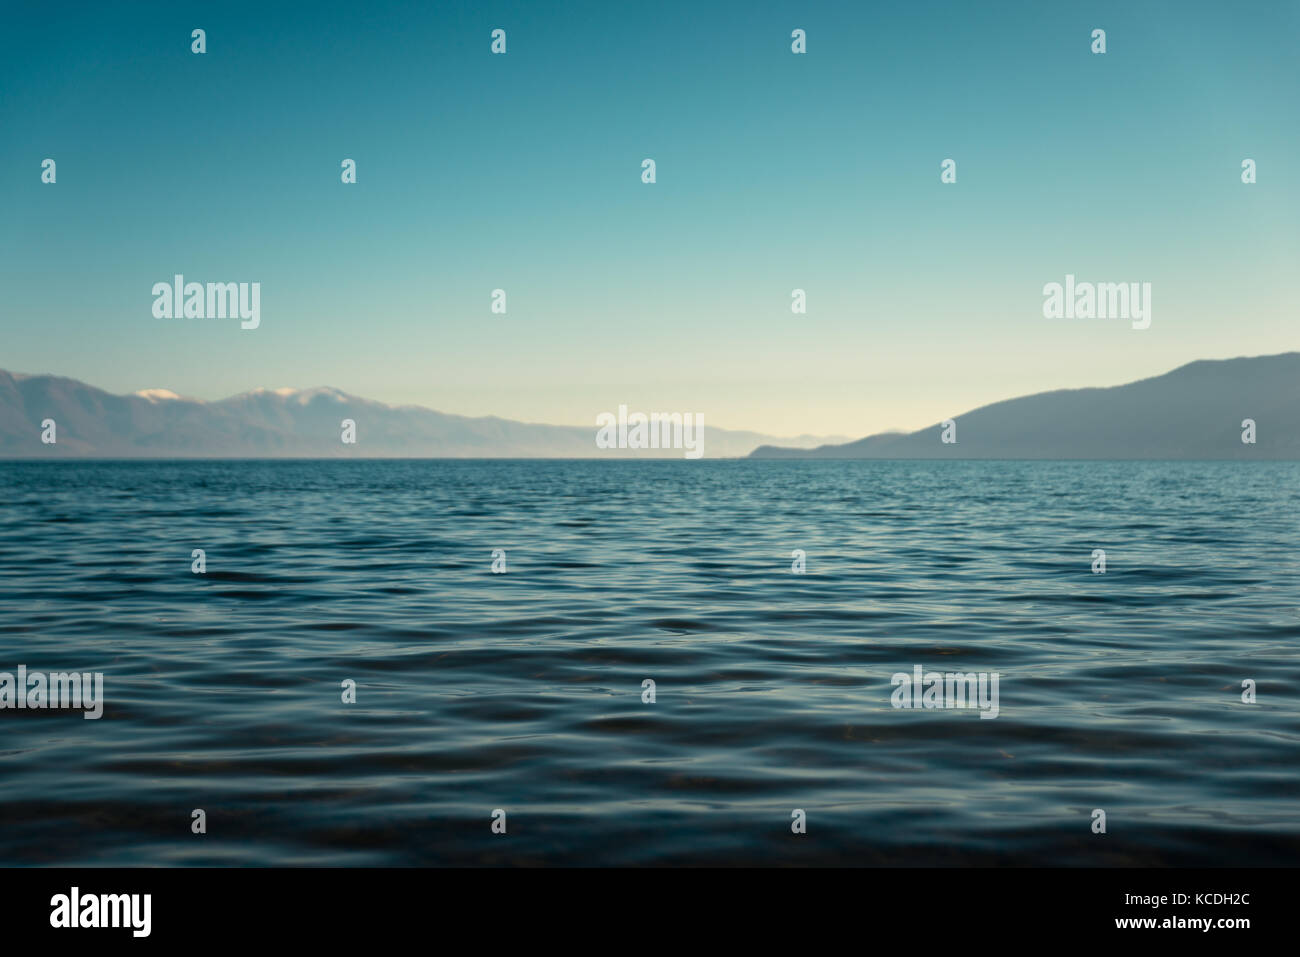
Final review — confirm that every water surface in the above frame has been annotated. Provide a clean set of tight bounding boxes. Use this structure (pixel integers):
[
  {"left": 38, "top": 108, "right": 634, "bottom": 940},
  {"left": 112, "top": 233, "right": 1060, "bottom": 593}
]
[{"left": 0, "top": 460, "right": 1296, "bottom": 865}]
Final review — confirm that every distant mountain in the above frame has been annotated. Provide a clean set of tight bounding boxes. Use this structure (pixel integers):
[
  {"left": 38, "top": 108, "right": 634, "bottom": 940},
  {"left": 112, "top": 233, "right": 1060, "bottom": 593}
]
[
  {"left": 750, "top": 353, "right": 1300, "bottom": 459},
  {"left": 0, "top": 371, "right": 844, "bottom": 458}
]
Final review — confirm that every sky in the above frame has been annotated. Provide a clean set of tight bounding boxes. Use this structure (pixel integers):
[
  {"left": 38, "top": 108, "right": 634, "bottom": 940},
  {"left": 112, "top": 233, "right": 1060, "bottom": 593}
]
[{"left": 1, "top": 0, "right": 1297, "bottom": 438}]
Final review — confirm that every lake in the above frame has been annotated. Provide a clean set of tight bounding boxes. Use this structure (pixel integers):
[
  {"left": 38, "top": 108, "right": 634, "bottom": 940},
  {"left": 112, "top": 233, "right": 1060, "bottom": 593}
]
[{"left": 0, "top": 459, "right": 1296, "bottom": 865}]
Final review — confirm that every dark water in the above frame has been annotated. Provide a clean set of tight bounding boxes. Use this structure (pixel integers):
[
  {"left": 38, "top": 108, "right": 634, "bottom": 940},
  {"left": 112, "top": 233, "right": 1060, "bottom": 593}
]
[{"left": 0, "top": 459, "right": 1297, "bottom": 866}]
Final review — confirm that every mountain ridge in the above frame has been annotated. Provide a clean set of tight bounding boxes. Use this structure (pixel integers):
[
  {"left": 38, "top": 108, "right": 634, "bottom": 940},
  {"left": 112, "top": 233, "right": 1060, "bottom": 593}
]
[
  {"left": 0, "top": 370, "right": 843, "bottom": 458},
  {"left": 4, "top": 353, "right": 1297, "bottom": 459},
  {"left": 749, "top": 353, "right": 1300, "bottom": 460}
]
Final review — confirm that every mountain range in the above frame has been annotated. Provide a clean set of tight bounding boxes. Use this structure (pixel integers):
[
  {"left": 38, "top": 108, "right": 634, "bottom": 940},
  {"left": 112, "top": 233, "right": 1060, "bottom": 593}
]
[
  {"left": 0, "top": 371, "right": 841, "bottom": 458},
  {"left": 2, "top": 353, "right": 1296, "bottom": 459},
  {"left": 750, "top": 353, "right": 1300, "bottom": 459}
]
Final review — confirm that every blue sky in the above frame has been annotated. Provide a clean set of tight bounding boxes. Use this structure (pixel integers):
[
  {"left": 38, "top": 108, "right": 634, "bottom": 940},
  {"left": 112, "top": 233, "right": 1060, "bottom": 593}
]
[{"left": 2, "top": 0, "right": 1296, "bottom": 436}]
